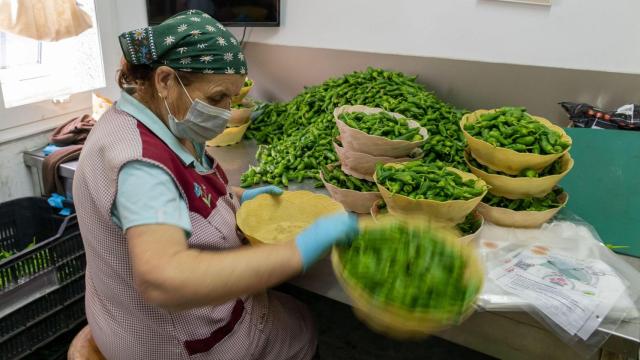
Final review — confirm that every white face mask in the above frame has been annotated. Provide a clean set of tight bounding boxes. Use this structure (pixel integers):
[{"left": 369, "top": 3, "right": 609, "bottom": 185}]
[{"left": 163, "top": 74, "right": 231, "bottom": 144}]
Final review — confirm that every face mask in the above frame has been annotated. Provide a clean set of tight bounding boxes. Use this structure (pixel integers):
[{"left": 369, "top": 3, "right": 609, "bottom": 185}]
[{"left": 163, "top": 74, "right": 231, "bottom": 143}]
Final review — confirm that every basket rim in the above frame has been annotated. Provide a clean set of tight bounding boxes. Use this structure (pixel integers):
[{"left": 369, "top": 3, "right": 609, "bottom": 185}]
[
  {"left": 477, "top": 191, "right": 569, "bottom": 216},
  {"left": 464, "top": 150, "right": 574, "bottom": 181}
]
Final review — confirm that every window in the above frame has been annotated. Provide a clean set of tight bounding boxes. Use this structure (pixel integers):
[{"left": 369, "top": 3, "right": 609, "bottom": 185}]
[{"left": 0, "top": 0, "right": 105, "bottom": 109}]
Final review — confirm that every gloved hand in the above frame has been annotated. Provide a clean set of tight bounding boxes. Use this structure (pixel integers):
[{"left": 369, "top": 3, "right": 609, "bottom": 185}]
[
  {"left": 241, "top": 185, "right": 283, "bottom": 204},
  {"left": 295, "top": 213, "right": 359, "bottom": 271}
]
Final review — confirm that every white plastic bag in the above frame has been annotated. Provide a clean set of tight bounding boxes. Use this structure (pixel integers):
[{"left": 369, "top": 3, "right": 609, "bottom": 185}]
[{"left": 474, "top": 211, "right": 640, "bottom": 356}]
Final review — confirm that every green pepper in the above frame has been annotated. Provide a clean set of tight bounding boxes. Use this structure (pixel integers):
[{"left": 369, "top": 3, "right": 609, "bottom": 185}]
[
  {"left": 516, "top": 136, "right": 535, "bottom": 146},
  {"left": 531, "top": 144, "right": 541, "bottom": 154},
  {"left": 520, "top": 169, "right": 538, "bottom": 178},
  {"left": 540, "top": 136, "right": 554, "bottom": 154},
  {"left": 505, "top": 143, "right": 527, "bottom": 152}
]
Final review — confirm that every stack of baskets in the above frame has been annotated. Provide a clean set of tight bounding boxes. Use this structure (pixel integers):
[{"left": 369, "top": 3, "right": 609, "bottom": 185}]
[
  {"left": 461, "top": 109, "right": 573, "bottom": 228},
  {"left": 321, "top": 105, "right": 427, "bottom": 213}
]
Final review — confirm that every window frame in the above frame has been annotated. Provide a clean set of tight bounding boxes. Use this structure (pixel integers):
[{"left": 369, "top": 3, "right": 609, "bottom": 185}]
[{"left": 0, "top": 0, "right": 122, "bottom": 144}]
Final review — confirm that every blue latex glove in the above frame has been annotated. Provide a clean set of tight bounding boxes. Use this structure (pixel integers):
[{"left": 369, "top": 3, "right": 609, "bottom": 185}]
[
  {"left": 240, "top": 185, "right": 283, "bottom": 204},
  {"left": 47, "top": 193, "right": 72, "bottom": 216},
  {"left": 47, "top": 193, "right": 66, "bottom": 208},
  {"left": 295, "top": 213, "right": 359, "bottom": 271},
  {"left": 43, "top": 144, "right": 65, "bottom": 156}
]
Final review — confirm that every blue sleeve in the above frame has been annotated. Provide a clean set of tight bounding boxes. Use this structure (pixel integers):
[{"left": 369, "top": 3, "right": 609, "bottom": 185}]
[{"left": 112, "top": 161, "right": 191, "bottom": 236}]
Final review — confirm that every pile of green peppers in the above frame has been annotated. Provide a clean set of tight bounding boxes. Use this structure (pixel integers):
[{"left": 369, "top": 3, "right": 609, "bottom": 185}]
[
  {"left": 456, "top": 213, "right": 482, "bottom": 236},
  {"left": 482, "top": 187, "right": 565, "bottom": 211},
  {"left": 464, "top": 107, "right": 570, "bottom": 154},
  {"left": 338, "top": 221, "right": 481, "bottom": 314},
  {"left": 241, "top": 68, "right": 467, "bottom": 187},
  {"left": 339, "top": 111, "right": 423, "bottom": 141},
  {"left": 468, "top": 155, "right": 564, "bottom": 178},
  {"left": 322, "top": 166, "right": 378, "bottom": 192},
  {"left": 375, "top": 161, "right": 486, "bottom": 201}
]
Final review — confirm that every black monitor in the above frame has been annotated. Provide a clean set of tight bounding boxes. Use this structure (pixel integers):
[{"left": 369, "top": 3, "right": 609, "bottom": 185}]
[{"left": 146, "top": 0, "right": 280, "bottom": 27}]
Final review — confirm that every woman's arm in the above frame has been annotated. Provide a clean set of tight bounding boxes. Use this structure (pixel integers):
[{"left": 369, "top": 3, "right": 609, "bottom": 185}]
[{"left": 127, "top": 223, "right": 302, "bottom": 312}]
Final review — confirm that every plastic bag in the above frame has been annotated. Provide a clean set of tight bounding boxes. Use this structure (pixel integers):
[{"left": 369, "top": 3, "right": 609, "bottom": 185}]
[
  {"left": 560, "top": 102, "right": 640, "bottom": 130},
  {"left": 0, "top": 0, "right": 92, "bottom": 41},
  {"left": 474, "top": 210, "right": 640, "bottom": 356}
]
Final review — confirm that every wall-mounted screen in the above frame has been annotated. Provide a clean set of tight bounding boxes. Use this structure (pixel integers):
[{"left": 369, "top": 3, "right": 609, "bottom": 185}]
[{"left": 147, "top": 1, "right": 280, "bottom": 27}]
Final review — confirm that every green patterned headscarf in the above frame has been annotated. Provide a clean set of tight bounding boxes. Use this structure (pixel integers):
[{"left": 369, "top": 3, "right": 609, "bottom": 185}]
[{"left": 118, "top": 10, "right": 247, "bottom": 75}]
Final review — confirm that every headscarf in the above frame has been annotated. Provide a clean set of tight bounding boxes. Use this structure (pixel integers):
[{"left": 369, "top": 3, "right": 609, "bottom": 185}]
[{"left": 118, "top": 10, "right": 247, "bottom": 75}]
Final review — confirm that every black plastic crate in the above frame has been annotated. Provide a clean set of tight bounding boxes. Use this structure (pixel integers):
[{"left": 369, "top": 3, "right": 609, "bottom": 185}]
[
  {"left": 1, "top": 295, "right": 86, "bottom": 360},
  {"left": 0, "top": 197, "right": 86, "bottom": 360},
  {"left": 0, "top": 197, "right": 63, "bottom": 256}
]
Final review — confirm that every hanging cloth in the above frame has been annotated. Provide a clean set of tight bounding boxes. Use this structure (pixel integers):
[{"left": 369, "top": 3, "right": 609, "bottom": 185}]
[
  {"left": 0, "top": 0, "right": 92, "bottom": 41},
  {"left": 42, "top": 114, "right": 96, "bottom": 195}
]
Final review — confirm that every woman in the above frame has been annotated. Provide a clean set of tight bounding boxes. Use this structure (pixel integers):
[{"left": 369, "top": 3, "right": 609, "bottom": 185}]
[{"left": 73, "top": 10, "right": 357, "bottom": 359}]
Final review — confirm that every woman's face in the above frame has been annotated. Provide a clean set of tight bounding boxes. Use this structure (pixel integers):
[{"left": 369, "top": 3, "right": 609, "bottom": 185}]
[{"left": 154, "top": 66, "right": 245, "bottom": 122}]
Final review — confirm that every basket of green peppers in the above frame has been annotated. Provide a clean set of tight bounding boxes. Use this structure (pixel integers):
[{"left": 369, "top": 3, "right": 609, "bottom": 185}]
[
  {"left": 477, "top": 187, "right": 569, "bottom": 228},
  {"left": 320, "top": 164, "right": 382, "bottom": 214},
  {"left": 464, "top": 150, "right": 574, "bottom": 199},
  {"left": 334, "top": 105, "right": 428, "bottom": 157},
  {"left": 461, "top": 107, "right": 572, "bottom": 175},
  {"left": 370, "top": 200, "right": 484, "bottom": 245},
  {"left": 374, "top": 161, "right": 488, "bottom": 223},
  {"left": 332, "top": 219, "right": 484, "bottom": 339}
]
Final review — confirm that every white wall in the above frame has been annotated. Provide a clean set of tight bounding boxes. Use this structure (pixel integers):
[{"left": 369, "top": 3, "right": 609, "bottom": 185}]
[
  {"left": 241, "top": 0, "right": 640, "bottom": 75},
  {"left": 2, "top": 0, "right": 638, "bottom": 201},
  {"left": 0, "top": 131, "right": 51, "bottom": 201},
  {"left": 96, "top": 0, "right": 149, "bottom": 100}
]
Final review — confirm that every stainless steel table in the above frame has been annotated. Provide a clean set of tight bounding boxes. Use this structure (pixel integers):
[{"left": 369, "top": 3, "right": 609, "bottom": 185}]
[
  {"left": 22, "top": 141, "right": 640, "bottom": 360},
  {"left": 23, "top": 149, "right": 78, "bottom": 199}
]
